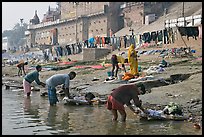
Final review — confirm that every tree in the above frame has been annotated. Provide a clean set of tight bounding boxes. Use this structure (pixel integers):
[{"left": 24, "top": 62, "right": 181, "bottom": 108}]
[{"left": 2, "top": 22, "right": 28, "bottom": 50}]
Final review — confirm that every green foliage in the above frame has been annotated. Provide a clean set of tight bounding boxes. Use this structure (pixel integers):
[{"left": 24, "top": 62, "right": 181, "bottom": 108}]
[{"left": 2, "top": 23, "right": 28, "bottom": 48}]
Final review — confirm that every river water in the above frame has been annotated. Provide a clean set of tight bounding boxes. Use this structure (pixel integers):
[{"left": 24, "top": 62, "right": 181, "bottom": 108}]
[{"left": 2, "top": 87, "right": 201, "bottom": 135}]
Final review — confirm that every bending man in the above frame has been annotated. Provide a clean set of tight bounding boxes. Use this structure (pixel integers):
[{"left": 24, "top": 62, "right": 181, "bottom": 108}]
[
  {"left": 45, "top": 71, "right": 76, "bottom": 106},
  {"left": 106, "top": 84, "right": 148, "bottom": 122}
]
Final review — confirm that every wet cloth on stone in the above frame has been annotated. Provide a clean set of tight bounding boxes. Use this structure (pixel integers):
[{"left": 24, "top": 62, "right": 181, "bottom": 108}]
[
  {"left": 147, "top": 109, "right": 163, "bottom": 117},
  {"left": 163, "top": 102, "right": 183, "bottom": 115}
]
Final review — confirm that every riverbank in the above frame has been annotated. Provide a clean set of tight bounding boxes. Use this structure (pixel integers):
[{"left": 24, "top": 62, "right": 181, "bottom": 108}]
[{"left": 2, "top": 48, "right": 202, "bottom": 132}]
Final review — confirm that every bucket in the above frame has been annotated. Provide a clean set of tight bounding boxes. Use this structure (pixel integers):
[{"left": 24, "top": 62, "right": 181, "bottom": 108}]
[
  {"left": 191, "top": 50, "right": 196, "bottom": 53},
  {"left": 138, "top": 65, "right": 141, "bottom": 72},
  {"left": 117, "top": 74, "right": 123, "bottom": 80},
  {"left": 107, "top": 71, "right": 112, "bottom": 77}
]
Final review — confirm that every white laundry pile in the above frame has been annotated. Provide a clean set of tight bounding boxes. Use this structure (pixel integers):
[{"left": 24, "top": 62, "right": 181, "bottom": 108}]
[
  {"left": 143, "top": 66, "right": 165, "bottom": 75},
  {"left": 73, "top": 96, "right": 88, "bottom": 103},
  {"left": 128, "top": 75, "right": 155, "bottom": 83}
]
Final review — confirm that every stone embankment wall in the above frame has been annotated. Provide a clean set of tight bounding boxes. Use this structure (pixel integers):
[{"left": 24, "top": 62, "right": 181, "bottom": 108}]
[{"left": 83, "top": 48, "right": 111, "bottom": 61}]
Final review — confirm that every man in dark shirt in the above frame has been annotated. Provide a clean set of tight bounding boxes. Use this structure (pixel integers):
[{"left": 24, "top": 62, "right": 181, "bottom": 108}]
[
  {"left": 111, "top": 54, "right": 128, "bottom": 78},
  {"left": 106, "top": 84, "right": 148, "bottom": 122}
]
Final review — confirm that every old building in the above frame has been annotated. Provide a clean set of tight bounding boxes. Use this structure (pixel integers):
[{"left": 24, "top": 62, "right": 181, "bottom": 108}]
[
  {"left": 42, "top": 6, "right": 60, "bottom": 23},
  {"left": 29, "top": 10, "right": 40, "bottom": 25},
  {"left": 26, "top": 2, "right": 124, "bottom": 48},
  {"left": 2, "top": 37, "right": 10, "bottom": 52},
  {"left": 121, "top": 2, "right": 170, "bottom": 28}
]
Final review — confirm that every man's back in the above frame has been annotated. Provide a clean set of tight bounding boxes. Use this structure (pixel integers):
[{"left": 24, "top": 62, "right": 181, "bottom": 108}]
[
  {"left": 111, "top": 84, "right": 139, "bottom": 105},
  {"left": 46, "top": 74, "right": 70, "bottom": 88}
]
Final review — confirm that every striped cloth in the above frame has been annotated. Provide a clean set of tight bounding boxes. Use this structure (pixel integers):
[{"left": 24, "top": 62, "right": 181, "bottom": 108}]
[{"left": 48, "top": 86, "right": 59, "bottom": 105}]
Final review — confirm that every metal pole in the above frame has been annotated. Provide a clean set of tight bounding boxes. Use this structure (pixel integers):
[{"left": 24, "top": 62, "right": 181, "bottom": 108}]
[
  {"left": 75, "top": 2, "right": 79, "bottom": 44},
  {"left": 182, "top": 2, "right": 184, "bottom": 17},
  {"left": 76, "top": 5, "right": 77, "bottom": 44},
  {"left": 182, "top": 2, "right": 186, "bottom": 27}
]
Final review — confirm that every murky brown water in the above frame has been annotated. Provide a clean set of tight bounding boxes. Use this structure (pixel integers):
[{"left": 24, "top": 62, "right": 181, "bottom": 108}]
[{"left": 2, "top": 87, "right": 202, "bottom": 135}]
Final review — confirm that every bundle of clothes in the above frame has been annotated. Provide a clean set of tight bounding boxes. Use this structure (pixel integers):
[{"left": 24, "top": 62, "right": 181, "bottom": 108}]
[
  {"left": 139, "top": 102, "right": 187, "bottom": 121},
  {"left": 64, "top": 92, "right": 107, "bottom": 106}
]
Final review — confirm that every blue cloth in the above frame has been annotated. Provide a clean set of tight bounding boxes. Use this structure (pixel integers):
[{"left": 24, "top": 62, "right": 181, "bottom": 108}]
[
  {"left": 88, "top": 37, "right": 95, "bottom": 43},
  {"left": 88, "top": 37, "right": 95, "bottom": 48},
  {"left": 48, "top": 86, "right": 59, "bottom": 105}
]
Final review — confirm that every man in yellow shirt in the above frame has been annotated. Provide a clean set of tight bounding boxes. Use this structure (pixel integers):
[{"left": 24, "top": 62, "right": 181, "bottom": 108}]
[{"left": 111, "top": 54, "right": 128, "bottom": 78}]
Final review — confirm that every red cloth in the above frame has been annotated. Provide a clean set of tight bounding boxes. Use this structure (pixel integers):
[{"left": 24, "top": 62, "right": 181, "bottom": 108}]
[{"left": 106, "top": 95, "right": 124, "bottom": 111}]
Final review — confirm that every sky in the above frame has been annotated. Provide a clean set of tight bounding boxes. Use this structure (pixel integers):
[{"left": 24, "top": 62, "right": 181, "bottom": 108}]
[{"left": 2, "top": 2, "right": 57, "bottom": 32}]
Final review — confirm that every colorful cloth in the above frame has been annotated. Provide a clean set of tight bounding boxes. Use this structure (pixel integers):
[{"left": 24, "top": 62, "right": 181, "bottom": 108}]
[
  {"left": 23, "top": 79, "right": 31, "bottom": 96},
  {"left": 106, "top": 95, "right": 124, "bottom": 111}
]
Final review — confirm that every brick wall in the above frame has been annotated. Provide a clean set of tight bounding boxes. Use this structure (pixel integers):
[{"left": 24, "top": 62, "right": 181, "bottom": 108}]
[
  {"left": 122, "top": 3, "right": 144, "bottom": 27},
  {"left": 60, "top": 2, "right": 109, "bottom": 20},
  {"left": 88, "top": 15, "right": 108, "bottom": 37}
]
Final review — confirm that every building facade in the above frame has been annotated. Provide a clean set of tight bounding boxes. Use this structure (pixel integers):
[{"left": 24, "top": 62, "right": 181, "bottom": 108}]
[
  {"left": 2, "top": 37, "right": 10, "bottom": 51},
  {"left": 26, "top": 2, "right": 124, "bottom": 48},
  {"left": 120, "top": 2, "right": 169, "bottom": 28}
]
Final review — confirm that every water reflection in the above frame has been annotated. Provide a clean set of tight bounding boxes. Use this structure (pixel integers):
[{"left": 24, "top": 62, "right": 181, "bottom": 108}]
[
  {"left": 2, "top": 88, "right": 202, "bottom": 135},
  {"left": 23, "top": 96, "right": 31, "bottom": 112},
  {"left": 107, "top": 121, "right": 127, "bottom": 135},
  {"left": 23, "top": 96, "right": 39, "bottom": 118},
  {"left": 47, "top": 106, "right": 58, "bottom": 126}
]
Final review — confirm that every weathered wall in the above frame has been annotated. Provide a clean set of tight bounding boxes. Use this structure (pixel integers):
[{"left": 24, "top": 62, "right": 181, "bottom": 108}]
[{"left": 83, "top": 48, "right": 111, "bottom": 61}]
